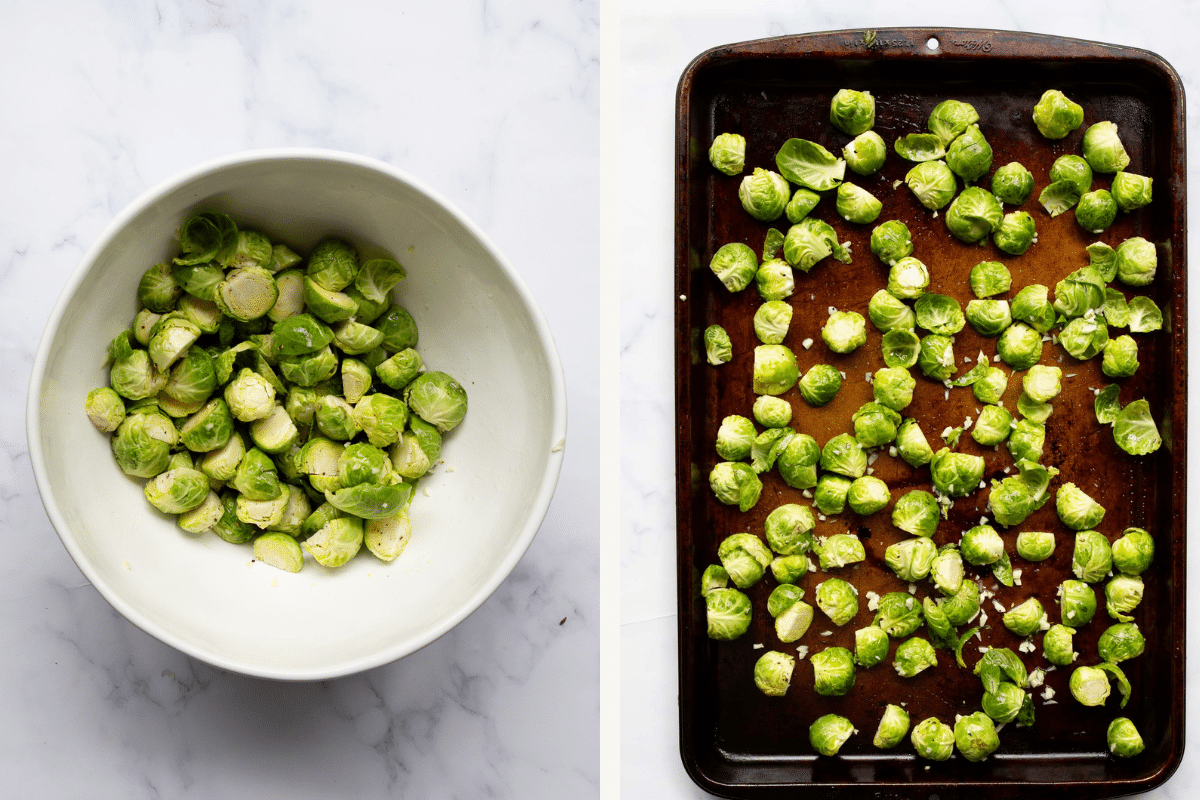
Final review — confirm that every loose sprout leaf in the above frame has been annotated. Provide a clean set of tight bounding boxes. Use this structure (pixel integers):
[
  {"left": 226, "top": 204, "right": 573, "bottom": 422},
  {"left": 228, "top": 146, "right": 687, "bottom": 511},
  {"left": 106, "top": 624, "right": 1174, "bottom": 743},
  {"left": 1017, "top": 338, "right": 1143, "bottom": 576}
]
[
  {"left": 1127, "top": 296, "right": 1164, "bottom": 333},
  {"left": 894, "top": 133, "right": 947, "bottom": 162},
  {"left": 955, "top": 626, "right": 981, "bottom": 669},
  {"left": 1095, "top": 384, "right": 1122, "bottom": 424},
  {"left": 1039, "top": 180, "right": 1082, "bottom": 217},
  {"left": 975, "top": 647, "right": 1028, "bottom": 695},
  {"left": 775, "top": 138, "right": 846, "bottom": 192},
  {"left": 1113, "top": 399, "right": 1162, "bottom": 455},
  {"left": 992, "top": 551, "right": 1014, "bottom": 587},
  {"left": 1097, "top": 662, "right": 1132, "bottom": 708}
]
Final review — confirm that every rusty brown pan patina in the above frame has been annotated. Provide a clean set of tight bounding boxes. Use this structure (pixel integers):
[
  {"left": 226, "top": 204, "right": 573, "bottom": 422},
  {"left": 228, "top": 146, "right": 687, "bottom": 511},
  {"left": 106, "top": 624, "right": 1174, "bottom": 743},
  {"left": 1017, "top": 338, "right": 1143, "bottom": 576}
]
[{"left": 674, "top": 28, "right": 1186, "bottom": 800}]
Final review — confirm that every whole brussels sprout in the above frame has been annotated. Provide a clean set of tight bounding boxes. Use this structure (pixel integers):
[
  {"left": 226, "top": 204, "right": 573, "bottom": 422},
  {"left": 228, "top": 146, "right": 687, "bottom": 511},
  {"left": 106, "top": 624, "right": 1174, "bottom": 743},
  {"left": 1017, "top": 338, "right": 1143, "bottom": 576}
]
[
  {"left": 1054, "top": 266, "right": 1107, "bottom": 320},
  {"left": 966, "top": 299, "right": 1012, "bottom": 337},
  {"left": 893, "top": 637, "right": 937, "bottom": 678},
  {"left": 811, "top": 646, "right": 857, "bottom": 695},
  {"left": 855, "top": 625, "right": 890, "bottom": 669},
  {"left": 961, "top": 524, "right": 1004, "bottom": 566},
  {"left": 709, "top": 462, "right": 763, "bottom": 512},
  {"left": 755, "top": 258, "right": 795, "bottom": 301},
  {"left": 820, "top": 433, "right": 867, "bottom": 479},
  {"left": 705, "top": 588, "right": 752, "bottom": 640},
  {"left": 991, "top": 162, "right": 1034, "bottom": 204},
  {"left": 783, "top": 217, "right": 846, "bottom": 272},
  {"left": 1051, "top": 154, "right": 1094, "bottom": 195},
  {"left": 1069, "top": 665, "right": 1112, "bottom": 707},
  {"left": 1016, "top": 531, "right": 1056, "bottom": 562},
  {"left": 1111, "top": 171, "right": 1154, "bottom": 213},
  {"left": 1082, "top": 121, "right": 1131, "bottom": 173},
  {"left": 940, "top": 579, "right": 980, "bottom": 626},
  {"left": 110, "top": 350, "right": 167, "bottom": 401},
  {"left": 1098, "top": 622, "right": 1145, "bottom": 664},
  {"left": 739, "top": 168, "right": 791, "bottom": 221},
  {"left": 945, "top": 187, "right": 1002, "bottom": 244},
  {"left": 905, "top": 160, "right": 957, "bottom": 210},
  {"left": 1111, "top": 527, "right": 1154, "bottom": 576},
  {"left": 753, "top": 651, "right": 796, "bottom": 697},
  {"left": 888, "top": 258, "right": 931, "bottom": 302},
  {"left": 892, "top": 490, "right": 939, "bottom": 538},
  {"left": 1072, "top": 530, "right": 1114, "bottom": 583},
  {"left": 1116, "top": 237, "right": 1157, "bottom": 286},
  {"left": 715, "top": 415, "right": 756, "bottom": 461},
  {"left": 970, "top": 261, "right": 1012, "bottom": 299},
  {"left": 1058, "top": 483, "right": 1106, "bottom": 531},
  {"left": 813, "top": 474, "right": 853, "bottom": 515},
  {"left": 816, "top": 532, "right": 867, "bottom": 569},
  {"left": 809, "top": 714, "right": 855, "bottom": 756},
  {"left": 1105, "top": 575, "right": 1145, "bottom": 622},
  {"left": 929, "top": 99, "right": 980, "bottom": 146},
  {"left": 836, "top": 183, "right": 883, "bottom": 224},
  {"left": 777, "top": 433, "right": 821, "bottom": 489},
  {"left": 830, "top": 88, "right": 875, "bottom": 135},
  {"left": 847, "top": 477, "right": 890, "bottom": 516},
  {"left": 955, "top": 712, "right": 1000, "bottom": 762},
  {"left": 844, "top": 130, "right": 888, "bottom": 175},
  {"left": 822, "top": 310, "right": 867, "bottom": 354},
  {"left": 915, "top": 293, "right": 965, "bottom": 336},
  {"left": 1076, "top": 189, "right": 1118, "bottom": 233},
  {"left": 1003, "top": 597, "right": 1047, "bottom": 637},
  {"left": 1043, "top": 623, "right": 1077, "bottom": 666},
  {"left": 873, "top": 366, "right": 915, "bottom": 411},
  {"left": 911, "top": 717, "right": 955, "bottom": 761},
  {"left": 1023, "top": 365, "right": 1062, "bottom": 403},
  {"left": 709, "top": 243, "right": 759, "bottom": 293},
  {"left": 868, "top": 290, "right": 916, "bottom": 334},
  {"left": 874, "top": 704, "right": 910, "bottom": 749},
  {"left": 994, "top": 211, "right": 1036, "bottom": 255},
  {"left": 708, "top": 132, "right": 746, "bottom": 176},
  {"left": 1108, "top": 717, "right": 1145, "bottom": 758},
  {"left": 1033, "top": 89, "right": 1084, "bottom": 139},
  {"left": 1060, "top": 317, "right": 1110, "bottom": 361},
  {"left": 946, "top": 124, "right": 993, "bottom": 182},
  {"left": 770, "top": 555, "right": 809, "bottom": 585},
  {"left": 785, "top": 187, "right": 822, "bottom": 224},
  {"left": 1059, "top": 579, "right": 1097, "bottom": 627},
  {"left": 798, "top": 363, "right": 842, "bottom": 407},
  {"left": 894, "top": 418, "right": 934, "bottom": 467},
  {"left": 753, "top": 300, "right": 793, "bottom": 345},
  {"left": 997, "top": 322, "right": 1043, "bottom": 371},
  {"left": 884, "top": 537, "right": 937, "bottom": 581},
  {"left": 971, "top": 404, "right": 1013, "bottom": 447},
  {"left": 852, "top": 402, "right": 900, "bottom": 448},
  {"left": 767, "top": 584, "right": 805, "bottom": 618},
  {"left": 930, "top": 449, "right": 984, "bottom": 498},
  {"left": 752, "top": 395, "right": 792, "bottom": 428},
  {"left": 972, "top": 366, "right": 1009, "bottom": 405},
  {"left": 870, "top": 220, "right": 913, "bottom": 265},
  {"left": 815, "top": 579, "right": 859, "bottom": 627},
  {"left": 763, "top": 504, "right": 816, "bottom": 555},
  {"left": 753, "top": 345, "right": 799, "bottom": 395},
  {"left": 1102, "top": 335, "right": 1139, "bottom": 378},
  {"left": 704, "top": 325, "right": 732, "bottom": 365}
]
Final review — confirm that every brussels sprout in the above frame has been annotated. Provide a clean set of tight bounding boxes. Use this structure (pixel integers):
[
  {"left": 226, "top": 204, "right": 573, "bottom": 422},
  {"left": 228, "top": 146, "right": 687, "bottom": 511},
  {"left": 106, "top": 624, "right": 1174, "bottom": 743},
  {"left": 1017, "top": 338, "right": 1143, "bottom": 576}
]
[
  {"left": 208, "top": 491, "right": 258, "bottom": 544},
  {"left": 905, "top": 160, "right": 958, "bottom": 210},
  {"left": 236, "top": 483, "right": 291, "bottom": 529},
  {"left": 302, "top": 238, "right": 357, "bottom": 292},
  {"left": 1019, "top": 365, "right": 1061, "bottom": 405},
  {"left": 821, "top": 310, "right": 867, "bottom": 354},
  {"left": 752, "top": 396, "right": 792, "bottom": 429},
  {"left": 871, "top": 592, "right": 921, "bottom": 638},
  {"left": 894, "top": 133, "right": 946, "bottom": 162},
  {"left": 961, "top": 524, "right": 1004, "bottom": 566},
  {"left": 266, "top": 269, "right": 307, "bottom": 323},
  {"left": 940, "top": 579, "right": 981, "bottom": 627},
  {"left": 278, "top": 346, "right": 338, "bottom": 387},
  {"left": 952, "top": 712, "right": 1000, "bottom": 762},
  {"left": 706, "top": 588, "right": 753, "bottom": 640},
  {"left": 754, "top": 651, "right": 796, "bottom": 697},
  {"left": 1127, "top": 296, "right": 1163, "bottom": 334},
  {"left": 973, "top": 367, "right": 1009, "bottom": 405},
  {"left": 914, "top": 294, "right": 965, "bottom": 337},
  {"left": 846, "top": 477, "right": 889, "bottom": 516},
  {"left": 836, "top": 183, "right": 883, "bottom": 224},
  {"left": 965, "top": 406, "right": 1011, "bottom": 449},
  {"left": 1116, "top": 237, "right": 1157, "bottom": 286},
  {"left": 776, "top": 139, "right": 847, "bottom": 193},
  {"left": 917, "top": 334, "right": 956, "bottom": 381},
  {"left": 868, "top": 222, "right": 912, "bottom": 267},
  {"left": 1071, "top": 530, "right": 1113, "bottom": 586},
  {"left": 143, "top": 467, "right": 209, "bottom": 514},
  {"left": 852, "top": 402, "right": 900, "bottom": 448},
  {"left": 85, "top": 387, "right": 126, "bottom": 433},
  {"left": 770, "top": 555, "right": 809, "bottom": 585},
  {"left": 872, "top": 367, "right": 915, "bottom": 412},
  {"left": 784, "top": 217, "right": 848, "bottom": 273},
  {"left": 930, "top": 449, "right": 984, "bottom": 498},
  {"left": 872, "top": 704, "right": 910, "bottom": 749},
  {"left": 809, "top": 714, "right": 855, "bottom": 756},
  {"left": 966, "top": 299, "right": 1013, "bottom": 337},
  {"left": 703, "top": 325, "right": 732, "bottom": 365},
  {"left": 751, "top": 344, "right": 799, "bottom": 397},
  {"left": 816, "top": 533, "right": 867, "bottom": 569},
  {"left": 753, "top": 300, "right": 793, "bottom": 345},
  {"left": 768, "top": 584, "right": 806, "bottom": 618},
  {"left": 337, "top": 441, "right": 391, "bottom": 488},
  {"left": 221, "top": 367, "right": 274, "bottom": 423},
  {"left": 994, "top": 211, "right": 1036, "bottom": 255},
  {"left": 755, "top": 258, "right": 795, "bottom": 301},
  {"left": 991, "top": 161, "right": 1034, "bottom": 205},
  {"left": 893, "top": 637, "right": 936, "bottom": 678},
  {"left": 111, "top": 410, "right": 176, "bottom": 478},
  {"left": 777, "top": 598, "right": 816, "bottom": 643},
  {"left": 249, "top": 404, "right": 300, "bottom": 454},
  {"left": 1105, "top": 575, "right": 1144, "bottom": 622},
  {"left": 885, "top": 537, "right": 937, "bottom": 581},
  {"left": 268, "top": 486, "right": 311, "bottom": 537},
  {"left": 232, "top": 446, "right": 281, "bottom": 501},
  {"left": 314, "top": 395, "right": 360, "bottom": 442},
  {"left": 1050, "top": 154, "right": 1093, "bottom": 197},
  {"left": 709, "top": 462, "right": 763, "bottom": 512},
  {"left": 855, "top": 625, "right": 890, "bottom": 669},
  {"left": 715, "top": 415, "right": 756, "bottom": 461},
  {"left": 195, "top": 428, "right": 244, "bottom": 483},
  {"left": 812, "top": 646, "right": 857, "bottom": 695},
  {"left": 929, "top": 99, "right": 979, "bottom": 146},
  {"left": 868, "top": 290, "right": 916, "bottom": 334},
  {"left": 1041, "top": 181, "right": 1086, "bottom": 220},
  {"left": 1098, "top": 622, "right": 1145, "bottom": 664},
  {"left": 968, "top": 260, "right": 1011, "bottom": 298},
  {"left": 354, "top": 391, "right": 412, "bottom": 449},
  {"left": 1057, "top": 483, "right": 1106, "bottom": 531},
  {"left": 1107, "top": 717, "right": 1145, "bottom": 758},
  {"left": 742, "top": 170, "right": 791, "bottom": 224},
  {"left": 405, "top": 371, "right": 467, "bottom": 433},
  {"left": 146, "top": 315, "right": 201, "bottom": 373},
  {"left": 1018, "top": 392, "right": 1053, "bottom": 423},
  {"left": 777, "top": 433, "right": 822, "bottom": 489},
  {"left": 708, "top": 243, "right": 758, "bottom": 293},
  {"left": 176, "top": 490, "right": 224, "bottom": 534},
  {"left": 177, "top": 294, "right": 223, "bottom": 336},
  {"left": 1076, "top": 189, "right": 1118, "bottom": 233},
  {"left": 303, "top": 515, "right": 364, "bottom": 568},
  {"left": 1030, "top": 89, "right": 1084, "bottom": 139},
  {"left": 1001, "top": 597, "right": 1046, "bottom": 637},
  {"left": 213, "top": 267, "right": 278, "bottom": 323},
  {"left": 894, "top": 418, "right": 934, "bottom": 467},
  {"left": 996, "top": 322, "right": 1043, "bottom": 371},
  {"left": 946, "top": 124, "right": 993, "bottom": 182},
  {"left": 109, "top": 349, "right": 167, "bottom": 402},
  {"left": 248, "top": 531, "right": 304, "bottom": 573},
  {"left": 1014, "top": 531, "right": 1055, "bottom": 563},
  {"left": 829, "top": 88, "right": 875, "bottom": 135},
  {"left": 1011, "top": 284, "right": 1055, "bottom": 333},
  {"left": 173, "top": 212, "right": 238, "bottom": 268},
  {"left": 816, "top": 579, "right": 859, "bottom": 627},
  {"left": 879, "top": 259, "right": 928, "bottom": 304},
  {"left": 814, "top": 474, "right": 852, "bottom": 515},
  {"left": 1058, "top": 579, "right": 1098, "bottom": 628},
  {"left": 881, "top": 329, "right": 921, "bottom": 370},
  {"left": 1112, "top": 528, "right": 1154, "bottom": 576},
  {"left": 909, "top": 717, "right": 954, "bottom": 761},
  {"left": 161, "top": 346, "right": 217, "bottom": 409},
  {"left": 138, "top": 261, "right": 187, "bottom": 314},
  {"left": 1069, "top": 665, "right": 1112, "bottom": 707},
  {"left": 1101, "top": 335, "right": 1139, "bottom": 379},
  {"left": 750, "top": 427, "right": 793, "bottom": 474},
  {"left": 930, "top": 546, "right": 964, "bottom": 596},
  {"left": 820, "top": 433, "right": 867, "bottom": 479},
  {"left": 1054, "top": 267, "right": 1107, "bottom": 321},
  {"left": 221, "top": 230, "right": 270, "bottom": 270},
  {"left": 1037, "top": 624, "right": 1077, "bottom": 669},
  {"left": 764, "top": 227, "right": 785, "bottom": 260},
  {"left": 708, "top": 132, "right": 746, "bottom": 175},
  {"left": 1103, "top": 289, "right": 1131, "bottom": 328},
  {"left": 1082, "top": 121, "right": 1131, "bottom": 174},
  {"left": 1111, "top": 171, "right": 1154, "bottom": 213},
  {"left": 946, "top": 187, "right": 1003, "bottom": 243},
  {"left": 375, "top": 349, "right": 423, "bottom": 393},
  {"left": 843, "top": 130, "right": 887, "bottom": 175}
]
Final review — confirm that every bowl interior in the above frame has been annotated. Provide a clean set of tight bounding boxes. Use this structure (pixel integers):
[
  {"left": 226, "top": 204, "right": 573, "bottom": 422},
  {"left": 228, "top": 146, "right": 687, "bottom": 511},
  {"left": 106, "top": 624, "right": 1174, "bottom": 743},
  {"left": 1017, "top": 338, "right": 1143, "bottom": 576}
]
[{"left": 30, "top": 152, "right": 565, "bottom": 679}]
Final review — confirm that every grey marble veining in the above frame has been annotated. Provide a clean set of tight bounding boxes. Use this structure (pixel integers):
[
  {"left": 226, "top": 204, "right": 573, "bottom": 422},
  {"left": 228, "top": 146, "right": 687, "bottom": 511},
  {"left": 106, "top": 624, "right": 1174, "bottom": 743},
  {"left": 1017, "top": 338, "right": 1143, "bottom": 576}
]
[{"left": 1, "top": 1, "right": 598, "bottom": 797}]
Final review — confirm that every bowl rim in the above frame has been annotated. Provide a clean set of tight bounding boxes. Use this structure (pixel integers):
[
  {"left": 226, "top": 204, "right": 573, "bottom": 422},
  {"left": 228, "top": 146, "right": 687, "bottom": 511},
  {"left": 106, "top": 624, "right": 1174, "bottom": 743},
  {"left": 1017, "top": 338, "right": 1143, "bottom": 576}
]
[{"left": 26, "top": 147, "right": 568, "bottom": 681}]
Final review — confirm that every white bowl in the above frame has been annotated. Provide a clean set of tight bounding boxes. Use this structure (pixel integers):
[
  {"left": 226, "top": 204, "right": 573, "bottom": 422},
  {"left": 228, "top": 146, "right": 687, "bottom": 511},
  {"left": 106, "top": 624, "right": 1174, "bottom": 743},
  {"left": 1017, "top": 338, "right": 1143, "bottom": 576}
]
[{"left": 27, "top": 149, "right": 567, "bottom": 680}]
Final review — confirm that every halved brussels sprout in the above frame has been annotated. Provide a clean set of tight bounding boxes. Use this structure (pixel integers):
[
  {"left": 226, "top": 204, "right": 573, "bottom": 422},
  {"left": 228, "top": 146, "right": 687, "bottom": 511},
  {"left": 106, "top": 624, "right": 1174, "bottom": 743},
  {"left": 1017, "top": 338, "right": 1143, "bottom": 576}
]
[
  {"left": 895, "top": 418, "right": 933, "bottom": 467},
  {"left": 1082, "top": 121, "right": 1131, "bottom": 174},
  {"left": 940, "top": 579, "right": 980, "bottom": 627},
  {"left": 753, "top": 344, "right": 799, "bottom": 396},
  {"left": 869, "top": 290, "right": 916, "bottom": 333},
  {"left": 1051, "top": 154, "right": 1093, "bottom": 196},
  {"left": 885, "top": 537, "right": 937, "bottom": 581},
  {"left": 816, "top": 533, "right": 867, "bottom": 569},
  {"left": 888, "top": 258, "right": 931, "bottom": 302},
  {"left": 214, "top": 267, "right": 278, "bottom": 323},
  {"left": 110, "top": 349, "right": 167, "bottom": 402},
  {"left": 1073, "top": 530, "right": 1114, "bottom": 584},
  {"left": 929, "top": 99, "right": 979, "bottom": 147},
  {"left": 1043, "top": 623, "right": 1077, "bottom": 667},
  {"left": 991, "top": 161, "right": 1034, "bottom": 205},
  {"left": 945, "top": 187, "right": 1002, "bottom": 243},
  {"left": 855, "top": 625, "right": 890, "bottom": 669},
  {"left": 1022, "top": 365, "right": 1062, "bottom": 404},
  {"left": 303, "top": 515, "right": 364, "bottom": 568},
  {"left": 85, "top": 387, "right": 126, "bottom": 433},
  {"left": 1069, "top": 665, "right": 1112, "bottom": 707},
  {"left": 750, "top": 428, "right": 793, "bottom": 474},
  {"left": 836, "top": 183, "right": 882, "bottom": 224},
  {"left": 799, "top": 364, "right": 842, "bottom": 407},
  {"left": 969, "top": 261, "right": 1012, "bottom": 299},
  {"left": 893, "top": 637, "right": 936, "bottom": 678},
  {"left": 1032, "top": 89, "right": 1084, "bottom": 139},
  {"left": 874, "top": 591, "right": 923, "bottom": 637},
  {"left": 775, "top": 596, "right": 815, "bottom": 642},
  {"left": 236, "top": 483, "right": 291, "bottom": 529},
  {"left": 905, "top": 160, "right": 957, "bottom": 210},
  {"left": 777, "top": 433, "right": 821, "bottom": 489},
  {"left": 254, "top": 531, "right": 304, "bottom": 573},
  {"left": 784, "top": 188, "right": 821, "bottom": 225},
  {"left": 814, "top": 475, "right": 851, "bottom": 516},
  {"left": 701, "top": 564, "right": 730, "bottom": 598},
  {"left": 406, "top": 372, "right": 467, "bottom": 433},
  {"left": 972, "top": 404, "right": 1013, "bottom": 446},
  {"left": 752, "top": 396, "right": 792, "bottom": 429},
  {"left": 961, "top": 524, "right": 1004, "bottom": 566},
  {"left": 706, "top": 588, "right": 752, "bottom": 640},
  {"left": 972, "top": 366, "right": 1009, "bottom": 405},
  {"left": 763, "top": 504, "right": 815, "bottom": 555},
  {"left": 754, "top": 651, "right": 796, "bottom": 697},
  {"left": 852, "top": 402, "right": 900, "bottom": 448},
  {"left": 812, "top": 646, "right": 857, "bottom": 695},
  {"left": 111, "top": 410, "right": 176, "bottom": 478},
  {"left": 820, "top": 433, "right": 867, "bottom": 479},
  {"left": 1111, "top": 171, "right": 1154, "bottom": 213},
  {"left": 1003, "top": 597, "right": 1047, "bottom": 637},
  {"left": 704, "top": 325, "right": 732, "bottom": 365},
  {"left": 144, "top": 467, "right": 209, "bottom": 514},
  {"left": 709, "top": 243, "right": 758, "bottom": 293},
  {"left": 1076, "top": 189, "right": 1118, "bottom": 234},
  {"left": 1105, "top": 575, "right": 1144, "bottom": 622},
  {"left": 1098, "top": 623, "right": 1145, "bottom": 664},
  {"left": 930, "top": 449, "right": 984, "bottom": 498},
  {"left": 1102, "top": 335, "right": 1139, "bottom": 378},
  {"left": 1015, "top": 531, "right": 1056, "bottom": 564},
  {"left": 709, "top": 132, "right": 746, "bottom": 176},
  {"left": 1058, "top": 483, "right": 1106, "bottom": 531},
  {"left": 930, "top": 546, "right": 964, "bottom": 596},
  {"left": 1116, "top": 237, "right": 1157, "bottom": 286},
  {"left": 783, "top": 217, "right": 846, "bottom": 272},
  {"left": 822, "top": 310, "right": 867, "bottom": 354},
  {"left": 917, "top": 334, "right": 956, "bottom": 381},
  {"left": 830, "top": 88, "right": 875, "bottom": 135},
  {"left": 715, "top": 415, "right": 756, "bottom": 461},
  {"left": 874, "top": 704, "right": 910, "bottom": 749},
  {"left": 754, "top": 258, "right": 795, "bottom": 301},
  {"left": 1059, "top": 579, "right": 1097, "bottom": 627},
  {"left": 1011, "top": 284, "right": 1055, "bottom": 332},
  {"left": 809, "top": 714, "right": 855, "bottom": 756},
  {"left": 709, "top": 462, "right": 763, "bottom": 512},
  {"left": 870, "top": 220, "right": 913, "bottom": 265}
]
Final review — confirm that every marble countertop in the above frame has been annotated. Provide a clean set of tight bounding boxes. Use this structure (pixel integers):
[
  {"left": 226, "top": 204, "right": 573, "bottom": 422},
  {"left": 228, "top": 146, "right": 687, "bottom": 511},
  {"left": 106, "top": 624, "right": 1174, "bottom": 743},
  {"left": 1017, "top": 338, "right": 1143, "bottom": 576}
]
[
  {"left": 1, "top": 1, "right": 598, "bottom": 797},
  {"left": 621, "top": 1, "right": 1199, "bottom": 796}
]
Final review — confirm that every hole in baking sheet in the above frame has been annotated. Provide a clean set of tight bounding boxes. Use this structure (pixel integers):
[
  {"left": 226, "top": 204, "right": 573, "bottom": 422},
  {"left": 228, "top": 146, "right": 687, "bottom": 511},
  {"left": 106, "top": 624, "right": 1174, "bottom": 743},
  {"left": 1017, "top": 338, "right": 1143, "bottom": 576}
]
[{"left": 927, "top": 37, "right": 939, "bottom": 51}]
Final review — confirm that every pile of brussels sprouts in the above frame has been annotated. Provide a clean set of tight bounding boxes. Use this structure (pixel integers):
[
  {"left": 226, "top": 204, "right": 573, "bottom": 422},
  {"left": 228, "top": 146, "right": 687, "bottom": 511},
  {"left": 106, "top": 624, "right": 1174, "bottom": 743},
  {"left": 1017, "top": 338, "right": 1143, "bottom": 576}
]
[
  {"left": 84, "top": 212, "right": 467, "bottom": 573},
  {"left": 701, "top": 87, "right": 1163, "bottom": 762}
]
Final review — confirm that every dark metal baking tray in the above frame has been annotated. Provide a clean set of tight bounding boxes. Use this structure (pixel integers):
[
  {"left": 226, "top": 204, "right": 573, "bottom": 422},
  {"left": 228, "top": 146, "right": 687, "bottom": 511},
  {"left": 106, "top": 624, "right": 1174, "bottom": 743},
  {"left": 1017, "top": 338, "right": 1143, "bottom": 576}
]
[{"left": 674, "top": 28, "right": 1186, "bottom": 799}]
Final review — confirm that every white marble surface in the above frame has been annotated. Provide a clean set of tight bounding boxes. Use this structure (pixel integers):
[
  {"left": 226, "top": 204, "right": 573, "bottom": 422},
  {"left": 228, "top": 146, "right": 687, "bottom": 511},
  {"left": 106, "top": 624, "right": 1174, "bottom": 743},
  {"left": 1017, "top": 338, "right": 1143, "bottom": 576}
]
[
  {"left": 621, "top": 0, "right": 1200, "bottom": 796},
  {"left": 1, "top": 1, "right": 598, "bottom": 797}
]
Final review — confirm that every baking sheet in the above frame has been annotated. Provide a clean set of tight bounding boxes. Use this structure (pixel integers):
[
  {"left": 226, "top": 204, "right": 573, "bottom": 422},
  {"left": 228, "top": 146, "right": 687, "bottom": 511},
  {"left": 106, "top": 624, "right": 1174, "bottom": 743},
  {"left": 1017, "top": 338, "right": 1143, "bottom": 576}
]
[{"left": 673, "top": 28, "right": 1186, "bottom": 799}]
